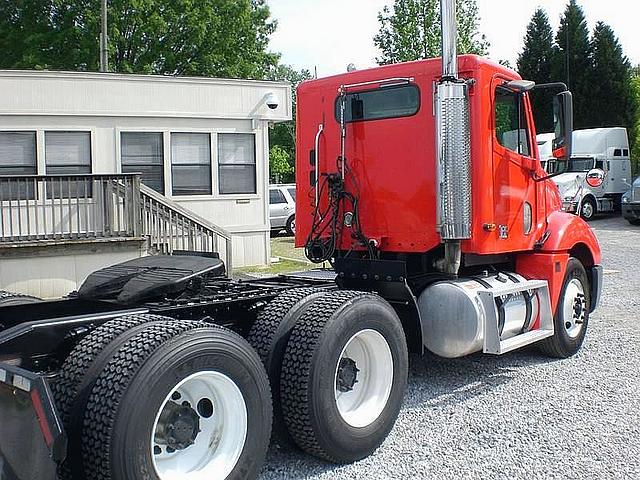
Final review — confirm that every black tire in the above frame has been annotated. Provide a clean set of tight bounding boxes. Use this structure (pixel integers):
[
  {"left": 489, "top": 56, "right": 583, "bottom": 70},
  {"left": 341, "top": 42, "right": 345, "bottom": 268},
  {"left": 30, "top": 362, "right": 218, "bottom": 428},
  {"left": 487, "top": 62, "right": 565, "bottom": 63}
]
[
  {"left": 0, "top": 290, "right": 41, "bottom": 306},
  {"left": 628, "top": 218, "right": 640, "bottom": 226},
  {"left": 82, "top": 321, "right": 272, "bottom": 480},
  {"left": 285, "top": 215, "right": 296, "bottom": 236},
  {"left": 52, "top": 314, "right": 174, "bottom": 479},
  {"left": 247, "top": 287, "right": 326, "bottom": 443},
  {"left": 538, "top": 258, "right": 590, "bottom": 358},
  {"left": 280, "top": 291, "right": 408, "bottom": 463},
  {"left": 580, "top": 197, "right": 596, "bottom": 220}
]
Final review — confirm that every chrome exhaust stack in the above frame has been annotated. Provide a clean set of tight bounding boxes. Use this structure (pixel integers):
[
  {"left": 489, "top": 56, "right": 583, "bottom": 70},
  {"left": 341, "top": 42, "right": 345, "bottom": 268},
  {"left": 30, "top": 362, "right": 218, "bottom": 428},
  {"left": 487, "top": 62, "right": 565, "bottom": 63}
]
[{"left": 436, "top": 0, "right": 472, "bottom": 275}]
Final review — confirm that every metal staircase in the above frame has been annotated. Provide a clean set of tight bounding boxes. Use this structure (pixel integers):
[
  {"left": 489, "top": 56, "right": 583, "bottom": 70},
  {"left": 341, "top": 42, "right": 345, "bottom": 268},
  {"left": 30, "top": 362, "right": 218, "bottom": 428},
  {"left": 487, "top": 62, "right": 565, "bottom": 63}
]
[
  {"left": 0, "top": 174, "right": 233, "bottom": 272},
  {"left": 138, "top": 183, "right": 233, "bottom": 272}
]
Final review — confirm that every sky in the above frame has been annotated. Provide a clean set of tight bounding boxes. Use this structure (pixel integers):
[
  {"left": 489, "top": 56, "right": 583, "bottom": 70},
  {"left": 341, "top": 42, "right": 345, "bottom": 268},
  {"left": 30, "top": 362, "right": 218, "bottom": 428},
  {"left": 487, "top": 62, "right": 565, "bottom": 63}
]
[{"left": 267, "top": 0, "right": 640, "bottom": 78}]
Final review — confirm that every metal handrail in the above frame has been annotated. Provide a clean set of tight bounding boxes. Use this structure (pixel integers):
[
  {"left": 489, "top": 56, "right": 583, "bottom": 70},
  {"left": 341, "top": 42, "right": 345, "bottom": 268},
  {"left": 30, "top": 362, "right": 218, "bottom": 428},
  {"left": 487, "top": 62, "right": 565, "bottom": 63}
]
[
  {"left": 0, "top": 174, "right": 234, "bottom": 273},
  {"left": 138, "top": 184, "right": 233, "bottom": 273},
  {"left": 0, "top": 174, "right": 141, "bottom": 242}
]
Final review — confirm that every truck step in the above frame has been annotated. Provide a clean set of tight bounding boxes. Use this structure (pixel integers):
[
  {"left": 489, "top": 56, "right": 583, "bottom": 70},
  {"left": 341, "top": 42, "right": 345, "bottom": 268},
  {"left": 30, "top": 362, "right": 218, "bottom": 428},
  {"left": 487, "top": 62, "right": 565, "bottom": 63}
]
[{"left": 478, "top": 279, "right": 555, "bottom": 355}]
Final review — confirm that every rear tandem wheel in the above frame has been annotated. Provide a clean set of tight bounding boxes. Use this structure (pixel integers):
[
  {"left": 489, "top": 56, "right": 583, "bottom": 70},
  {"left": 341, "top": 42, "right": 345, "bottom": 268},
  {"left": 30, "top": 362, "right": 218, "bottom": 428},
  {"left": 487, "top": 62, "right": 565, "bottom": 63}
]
[
  {"left": 53, "top": 317, "right": 271, "bottom": 480},
  {"left": 279, "top": 290, "right": 409, "bottom": 463}
]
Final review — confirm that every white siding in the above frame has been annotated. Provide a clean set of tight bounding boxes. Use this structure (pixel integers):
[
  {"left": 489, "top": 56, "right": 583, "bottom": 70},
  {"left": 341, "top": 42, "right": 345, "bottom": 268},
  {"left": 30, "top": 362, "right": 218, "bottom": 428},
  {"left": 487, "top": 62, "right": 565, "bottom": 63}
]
[{"left": 0, "top": 71, "right": 292, "bottom": 268}]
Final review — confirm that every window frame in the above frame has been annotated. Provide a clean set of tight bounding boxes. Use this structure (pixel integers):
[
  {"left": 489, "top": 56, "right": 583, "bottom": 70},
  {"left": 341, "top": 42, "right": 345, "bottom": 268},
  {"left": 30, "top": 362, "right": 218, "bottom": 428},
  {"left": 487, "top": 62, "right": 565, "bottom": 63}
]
[
  {"left": 43, "top": 129, "right": 95, "bottom": 176},
  {"left": 170, "top": 132, "right": 213, "bottom": 197},
  {"left": 333, "top": 83, "right": 421, "bottom": 124},
  {"left": 0, "top": 130, "right": 39, "bottom": 201},
  {"left": 493, "top": 85, "right": 533, "bottom": 158},
  {"left": 217, "top": 132, "right": 257, "bottom": 196},
  {"left": 119, "top": 130, "right": 166, "bottom": 195},
  {"left": 0, "top": 130, "right": 38, "bottom": 176}
]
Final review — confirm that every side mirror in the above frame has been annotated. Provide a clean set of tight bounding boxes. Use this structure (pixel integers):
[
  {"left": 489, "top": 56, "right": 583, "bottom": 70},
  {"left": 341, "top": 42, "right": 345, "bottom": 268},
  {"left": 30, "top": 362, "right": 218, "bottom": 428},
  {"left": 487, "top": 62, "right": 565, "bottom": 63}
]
[
  {"left": 552, "top": 91, "right": 573, "bottom": 172},
  {"left": 586, "top": 168, "right": 605, "bottom": 188}
]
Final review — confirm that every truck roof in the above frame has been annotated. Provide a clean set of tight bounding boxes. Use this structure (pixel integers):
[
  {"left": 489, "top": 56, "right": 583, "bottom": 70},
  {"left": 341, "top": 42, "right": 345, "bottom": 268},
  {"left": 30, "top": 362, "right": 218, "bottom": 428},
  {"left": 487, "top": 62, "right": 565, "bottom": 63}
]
[
  {"left": 298, "top": 54, "right": 519, "bottom": 92},
  {"left": 572, "top": 127, "right": 629, "bottom": 156}
]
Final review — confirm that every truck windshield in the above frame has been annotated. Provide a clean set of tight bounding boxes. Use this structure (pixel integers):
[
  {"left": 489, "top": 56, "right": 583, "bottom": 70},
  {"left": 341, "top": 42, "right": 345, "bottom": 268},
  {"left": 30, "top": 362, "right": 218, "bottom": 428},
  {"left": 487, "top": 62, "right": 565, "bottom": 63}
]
[{"left": 568, "top": 157, "right": 595, "bottom": 172}]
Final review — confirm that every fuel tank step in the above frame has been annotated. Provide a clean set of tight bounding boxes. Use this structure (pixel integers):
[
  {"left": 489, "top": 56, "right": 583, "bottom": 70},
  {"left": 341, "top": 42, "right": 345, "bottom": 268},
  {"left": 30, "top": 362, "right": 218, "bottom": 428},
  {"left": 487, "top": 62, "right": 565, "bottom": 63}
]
[{"left": 478, "top": 279, "right": 554, "bottom": 355}]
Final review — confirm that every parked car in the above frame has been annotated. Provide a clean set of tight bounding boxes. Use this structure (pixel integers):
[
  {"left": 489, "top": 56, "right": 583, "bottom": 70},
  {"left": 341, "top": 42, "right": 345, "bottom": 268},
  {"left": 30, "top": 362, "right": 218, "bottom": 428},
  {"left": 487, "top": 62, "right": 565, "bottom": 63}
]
[
  {"left": 269, "top": 184, "right": 296, "bottom": 235},
  {"left": 622, "top": 176, "right": 640, "bottom": 225}
]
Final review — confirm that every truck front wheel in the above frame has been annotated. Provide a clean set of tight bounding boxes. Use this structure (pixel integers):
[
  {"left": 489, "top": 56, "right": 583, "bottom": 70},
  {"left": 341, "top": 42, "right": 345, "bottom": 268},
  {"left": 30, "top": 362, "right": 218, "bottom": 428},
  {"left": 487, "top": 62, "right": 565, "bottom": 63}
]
[
  {"left": 280, "top": 291, "right": 408, "bottom": 463},
  {"left": 82, "top": 322, "right": 272, "bottom": 480},
  {"left": 580, "top": 197, "right": 596, "bottom": 220},
  {"left": 538, "top": 258, "right": 590, "bottom": 358}
]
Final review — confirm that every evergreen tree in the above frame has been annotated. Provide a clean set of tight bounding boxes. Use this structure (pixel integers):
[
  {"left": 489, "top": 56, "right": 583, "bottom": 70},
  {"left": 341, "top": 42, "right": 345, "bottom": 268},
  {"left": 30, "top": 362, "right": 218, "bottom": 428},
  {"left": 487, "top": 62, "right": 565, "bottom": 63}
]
[
  {"left": 374, "top": 0, "right": 488, "bottom": 65},
  {"left": 517, "top": 8, "right": 555, "bottom": 133},
  {"left": 589, "top": 22, "right": 634, "bottom": 130},
  {"left": 553, "top": 0, "right": 591, "bottom": 129},
  {"left": 631, "top": 67, "right": 640, "bottom": 175}
]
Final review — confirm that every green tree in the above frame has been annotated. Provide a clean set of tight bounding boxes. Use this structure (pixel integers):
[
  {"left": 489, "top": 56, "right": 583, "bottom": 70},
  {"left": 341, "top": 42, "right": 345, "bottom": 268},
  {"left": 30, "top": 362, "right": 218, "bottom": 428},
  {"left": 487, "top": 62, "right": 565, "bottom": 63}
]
[
  {"left": 517, "top": 8, "right": 555, "bottom": 133},
  {"left": 0, "top": 0, "right": 279, "bottom": 78},
  {"left": 0, "top": 1, "right": 55, "bottom": 69},
  {"left": 269, "top": 145, "right": 293, "bottom": 183},
  {"left": 553, "top": 0, "right": 591, "bottom": 129},
  {"left": 266, "top": 64, "right": 312, "bottom": 183},
  {"left": 589, "top": 22, "right": 634, "bottom": 130},
  {"left": 630, "top": 68, "right": 640, "bottom": 175},
  {"left": 374, "top": 0, "right": 488, "bottom": 65}
]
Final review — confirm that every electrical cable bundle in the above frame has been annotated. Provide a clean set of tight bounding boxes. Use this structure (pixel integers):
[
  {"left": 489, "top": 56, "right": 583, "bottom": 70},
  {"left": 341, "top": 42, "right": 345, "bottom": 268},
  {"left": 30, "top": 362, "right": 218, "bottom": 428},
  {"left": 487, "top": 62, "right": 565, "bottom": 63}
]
[{"left": 304, "top": 157, "right": 373, "bottom": 264}]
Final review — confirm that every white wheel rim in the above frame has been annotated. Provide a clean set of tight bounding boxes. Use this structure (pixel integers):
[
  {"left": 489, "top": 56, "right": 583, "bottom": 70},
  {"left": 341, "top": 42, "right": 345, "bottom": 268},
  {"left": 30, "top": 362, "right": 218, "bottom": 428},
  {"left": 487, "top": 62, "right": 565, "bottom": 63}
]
[
  {"left": 562, "top": 279, "right": 586, "bottom": 339},
  {"left": 151, "top": 371, "right": 247, "bottom": 480},
  {"left": 334, "top": 329, "right": 394, "bottom": 428},
  {"left": 582, "top": 202, "right": 593, "bottom": 218},
  {"left": 290, "top": 218, "right": 296, "bottom": 233}
]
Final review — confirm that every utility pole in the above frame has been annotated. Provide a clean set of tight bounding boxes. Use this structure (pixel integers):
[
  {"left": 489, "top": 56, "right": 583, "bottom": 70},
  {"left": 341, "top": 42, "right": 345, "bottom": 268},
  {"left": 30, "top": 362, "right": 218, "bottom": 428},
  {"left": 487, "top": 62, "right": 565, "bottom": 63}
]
[
  {"left": 100, "top": 0, "right": 108, "bottom": 72},
  {"left": 565, "top": 22, "right": 570, "bottom": 89}
]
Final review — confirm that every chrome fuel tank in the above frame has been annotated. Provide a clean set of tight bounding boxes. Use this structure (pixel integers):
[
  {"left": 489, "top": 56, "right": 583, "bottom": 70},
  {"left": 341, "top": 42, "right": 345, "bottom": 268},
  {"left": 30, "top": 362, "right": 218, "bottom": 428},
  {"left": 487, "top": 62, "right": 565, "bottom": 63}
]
[{"left": 418, "top": 272, "right": 539, "bottom": 358}]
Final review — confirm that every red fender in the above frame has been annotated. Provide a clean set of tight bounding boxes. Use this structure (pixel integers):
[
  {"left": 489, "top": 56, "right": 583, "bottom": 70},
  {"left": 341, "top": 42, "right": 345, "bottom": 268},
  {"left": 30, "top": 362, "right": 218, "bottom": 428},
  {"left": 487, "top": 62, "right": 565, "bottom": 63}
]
[
  {"left": 538, "top": 210, "right": 601, "bottom": 264},
  {"left": 516, "top": 210, "right": 601, "bottom": 316}
]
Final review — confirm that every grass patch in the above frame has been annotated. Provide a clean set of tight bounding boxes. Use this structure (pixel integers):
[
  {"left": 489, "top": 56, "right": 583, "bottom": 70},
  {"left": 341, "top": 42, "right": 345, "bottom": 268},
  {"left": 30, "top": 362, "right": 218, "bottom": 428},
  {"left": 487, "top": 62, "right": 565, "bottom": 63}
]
[{"left": 237, "top": 234, "right": 314, "bottom": 276}]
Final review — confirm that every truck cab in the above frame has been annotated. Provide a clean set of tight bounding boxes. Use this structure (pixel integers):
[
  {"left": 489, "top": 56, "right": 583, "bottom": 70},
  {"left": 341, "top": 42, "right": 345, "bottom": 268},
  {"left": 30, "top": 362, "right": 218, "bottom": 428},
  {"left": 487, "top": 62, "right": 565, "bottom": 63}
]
[
  {"left": 551, "top": 127, "right": 632, "bottom": 220},
  {"left": 296, "top": 54, "right": 601, "bottom": 358}
]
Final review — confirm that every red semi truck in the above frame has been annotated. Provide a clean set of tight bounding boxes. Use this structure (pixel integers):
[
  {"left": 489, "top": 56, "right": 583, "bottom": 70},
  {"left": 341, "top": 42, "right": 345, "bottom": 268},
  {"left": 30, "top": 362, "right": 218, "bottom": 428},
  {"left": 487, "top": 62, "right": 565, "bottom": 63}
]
[{"left": 0, "top": 1, "right": 601, "bottom": 479}]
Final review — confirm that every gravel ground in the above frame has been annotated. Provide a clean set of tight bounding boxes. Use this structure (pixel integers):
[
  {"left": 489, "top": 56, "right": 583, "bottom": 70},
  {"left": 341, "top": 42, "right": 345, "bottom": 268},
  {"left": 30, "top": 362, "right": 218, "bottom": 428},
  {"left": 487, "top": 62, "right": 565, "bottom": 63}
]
[{"left": 258, "top": 214, "right": 640, "bottom": 480}]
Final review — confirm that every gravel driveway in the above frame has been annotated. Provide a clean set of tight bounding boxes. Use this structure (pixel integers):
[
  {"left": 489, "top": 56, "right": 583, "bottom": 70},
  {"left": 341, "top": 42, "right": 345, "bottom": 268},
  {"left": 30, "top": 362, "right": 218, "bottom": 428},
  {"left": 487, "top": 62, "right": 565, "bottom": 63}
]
[{"left": 259, "top": 215, "right": 640, "bottom": 480}]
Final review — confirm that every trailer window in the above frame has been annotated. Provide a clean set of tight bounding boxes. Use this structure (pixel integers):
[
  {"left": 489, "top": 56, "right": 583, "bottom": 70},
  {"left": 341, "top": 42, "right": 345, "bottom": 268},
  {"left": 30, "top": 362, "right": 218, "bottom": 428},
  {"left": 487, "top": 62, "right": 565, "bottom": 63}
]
[
  {"left": 121, "top": 132, "right": 165, "bottom": 194},
  {"left": 494, "top": 87, "right": 530, "bottom": 156},
  {"left": 0, "top": 131, "right": 37, "bottom": 199},
  {"left": 335, "top": 84, "right": 420, "bottom": 123},
  {"left": 171, "top": 133, "right": 212, "bottom": 196}
]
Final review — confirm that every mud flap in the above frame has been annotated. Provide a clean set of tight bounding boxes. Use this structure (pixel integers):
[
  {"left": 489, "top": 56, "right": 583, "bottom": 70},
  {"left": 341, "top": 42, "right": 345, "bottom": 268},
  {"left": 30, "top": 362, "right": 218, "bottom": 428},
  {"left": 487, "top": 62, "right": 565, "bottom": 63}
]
[{"left": 0, "top": 364, "right": 65, "bottom": 480}]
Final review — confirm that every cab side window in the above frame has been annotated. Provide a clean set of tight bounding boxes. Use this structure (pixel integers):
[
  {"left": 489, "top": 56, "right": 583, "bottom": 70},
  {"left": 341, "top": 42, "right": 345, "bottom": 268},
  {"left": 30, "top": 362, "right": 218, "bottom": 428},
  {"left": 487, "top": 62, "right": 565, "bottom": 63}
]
[{"left": 495, "top": 87, "right": 531, "bottom": 157}]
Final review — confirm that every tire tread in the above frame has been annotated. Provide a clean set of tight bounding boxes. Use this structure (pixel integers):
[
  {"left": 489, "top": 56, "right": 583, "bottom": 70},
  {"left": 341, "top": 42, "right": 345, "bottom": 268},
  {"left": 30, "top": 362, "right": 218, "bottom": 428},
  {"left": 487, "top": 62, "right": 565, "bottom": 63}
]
[{"left": 279, "top": 290, "right": 370, "bottom": 462}]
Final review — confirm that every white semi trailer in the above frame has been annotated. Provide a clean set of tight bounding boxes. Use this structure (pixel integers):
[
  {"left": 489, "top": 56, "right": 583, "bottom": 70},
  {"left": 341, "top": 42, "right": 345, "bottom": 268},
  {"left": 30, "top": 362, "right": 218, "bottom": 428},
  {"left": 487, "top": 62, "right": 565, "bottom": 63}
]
[{"left": 538, "top": 127, "right": 632, "bottom": 220}]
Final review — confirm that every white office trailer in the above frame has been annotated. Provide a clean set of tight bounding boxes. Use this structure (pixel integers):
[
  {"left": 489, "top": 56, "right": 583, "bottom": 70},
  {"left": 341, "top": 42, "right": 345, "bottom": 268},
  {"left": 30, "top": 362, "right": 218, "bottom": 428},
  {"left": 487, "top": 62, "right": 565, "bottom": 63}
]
[{"left": 0, "top": 70, "right": 291, "bottom": 297}]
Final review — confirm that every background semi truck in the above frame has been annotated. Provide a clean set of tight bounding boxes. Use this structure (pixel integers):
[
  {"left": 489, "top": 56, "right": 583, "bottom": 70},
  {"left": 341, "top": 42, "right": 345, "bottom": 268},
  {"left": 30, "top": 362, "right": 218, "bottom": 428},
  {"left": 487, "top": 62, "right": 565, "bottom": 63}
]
[
  {"left": 0, "top": 1, "right": 602, "bottom": 479},
  {"left": 538, "top": 127, "right": 632, "bottom": 220}
]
